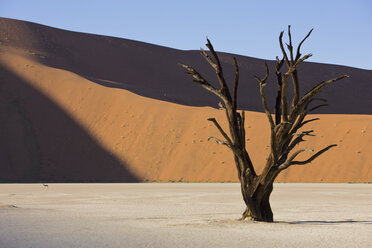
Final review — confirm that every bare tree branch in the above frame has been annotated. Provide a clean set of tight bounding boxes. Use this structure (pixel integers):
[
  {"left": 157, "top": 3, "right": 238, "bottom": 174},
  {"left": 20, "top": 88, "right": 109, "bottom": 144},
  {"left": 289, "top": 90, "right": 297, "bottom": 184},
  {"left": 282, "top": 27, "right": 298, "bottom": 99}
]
[
  {"left": 293, "top": 53, "right": 312, "bottom": 68},
  {"left": 308, "top": 104, "right": 329, "bottom": 113},
  {"left": 179, "top": 63, "right": 226, "bottom": 101},
  {"left": 290, "top": 98, "right": 326, "bottom": 128},
  {"left": 255, "top": 62, "right": 274, "bottom": 130},
  {"left": 255, "top": 62, "right": 279, "bottom": 161},
  {"left": 289, "top": 130, "right": 314, "bottom": 149},
  {"left": 279, "top": 31, "right": 290, "bottom": 67},
  {"left": 200, "top": 48, "right": 217, "bottom": 70},
  {"left": 290, "top": 75, "right": 349, "bottom": 121},
  {"left": 290, "top": 97, "right": 324, "bottom": 133},
  {"left": 278, "top": 148, "right": 314, "bottom": 170},
  {"left": 240, "top": 110, "right": 246, "bottom": 147},
  {"left": 290, "top": 144, "right": 337, "bottom": 165},
  {"left": 205, "top": 39, "right": 230, "bottom": 96},
  {"left": 289, "top": 72, "right": 299, "bottom": 109},
  {"left": 302, "top": 97, "right": 328, "bottom": 112},
  {"left": 281, "top": 28, "right": 312, "bottom": 114},
  {"left": 295, "top": 28, "right": 313, "bottom": 61},
  {"left": 208, "top": 136, "right": 230, "bottom": 148},
  {"left": 303, "top": 75, "right": 349, "bottom": 104},
  {"left": 281, "top": 73, "right": 289, "bottom": 122},
  {"left": 291, "top": 118, "right": 320, "bottom": 134},
  {"left": 287, "top": 25, "right": 294, "bottom": 64},
  {"left": 207, "top": 118, "right": 233, "bottom": 147},
  {"left": 279, "top": 130, "right": 314, "bottom": 163},
  {"left": 288, "top": 31, "right": 313, "bottom": 112},
  {"left": 218, "top": 102, "right": 226, "bottom": 110},
  {"left": 274, "top": 57, "right": 284, "bottom": 125},
  {"left": 232, "top": 57, "right": 239, "bottom": 111}
]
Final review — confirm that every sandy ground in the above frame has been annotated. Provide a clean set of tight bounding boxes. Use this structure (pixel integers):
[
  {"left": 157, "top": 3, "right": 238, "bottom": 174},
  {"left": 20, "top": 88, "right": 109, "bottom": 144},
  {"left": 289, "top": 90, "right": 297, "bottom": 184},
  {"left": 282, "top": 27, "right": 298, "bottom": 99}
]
[{"left": 0, "top": 183, "right": 371, "bottom": 248}]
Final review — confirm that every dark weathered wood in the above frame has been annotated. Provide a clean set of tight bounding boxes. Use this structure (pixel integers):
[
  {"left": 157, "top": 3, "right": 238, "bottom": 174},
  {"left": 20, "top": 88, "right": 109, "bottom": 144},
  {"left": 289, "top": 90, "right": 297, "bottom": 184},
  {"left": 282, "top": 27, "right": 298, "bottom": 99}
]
[
  {"left": 180, "top": 28, "right": 348, "bottom": 222},
  {"left": 232, "top": 57, "right": 239, "bottom": 111},
  {"left": 254, "top": 62, "right": 274, "bottom": 130},
  {"left": 274, "top": 57, "right": 284, "bottom": 125},
  {"left": 295, "top": 28, "right": 313, "bottom": 61},
  {"left": 289, "top": 144, "right": 337, "bottom": 166},
  {"left": 208, "top": 136, "right": 231, "bottom": 148},
  {"left": 207, "top": 118, "right": 233, "bottom": 148}
]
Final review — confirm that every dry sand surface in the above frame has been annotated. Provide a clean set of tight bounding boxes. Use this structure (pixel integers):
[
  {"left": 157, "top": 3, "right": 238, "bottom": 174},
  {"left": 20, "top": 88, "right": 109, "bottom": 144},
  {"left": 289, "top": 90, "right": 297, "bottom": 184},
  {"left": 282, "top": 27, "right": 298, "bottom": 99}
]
[{"left": 0, "top": 183, "right": 371, "bottom": 248}]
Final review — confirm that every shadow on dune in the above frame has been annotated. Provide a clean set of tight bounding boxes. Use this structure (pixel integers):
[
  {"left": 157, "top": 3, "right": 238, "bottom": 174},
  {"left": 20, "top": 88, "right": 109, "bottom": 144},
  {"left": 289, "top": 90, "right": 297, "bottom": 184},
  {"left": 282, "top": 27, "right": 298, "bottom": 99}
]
[
  {"left": 0, "top": 67, "right": 140, "bottom": 183},
  {"left": 278, "top": 220, "right": 372, "bottom": 225},
  {"left": 1, "top": 17, "right": 371, "bottom": 114},
  {"left": 39, "top": 35, "right": 372, "bottom": 115}
]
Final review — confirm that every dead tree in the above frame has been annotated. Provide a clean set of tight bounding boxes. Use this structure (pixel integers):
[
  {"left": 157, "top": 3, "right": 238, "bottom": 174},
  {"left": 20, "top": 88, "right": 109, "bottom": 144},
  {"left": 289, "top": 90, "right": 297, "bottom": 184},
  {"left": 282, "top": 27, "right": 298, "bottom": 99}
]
[{"left": 180, "top": 26, "right": 348, "bottom": 222}]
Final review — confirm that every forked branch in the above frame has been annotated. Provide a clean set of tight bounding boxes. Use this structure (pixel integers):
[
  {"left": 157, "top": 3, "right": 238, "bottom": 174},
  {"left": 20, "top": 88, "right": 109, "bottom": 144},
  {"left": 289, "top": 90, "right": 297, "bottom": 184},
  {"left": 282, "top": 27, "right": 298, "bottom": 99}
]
[
  {"left": 205, "top": 39, "right": 230, "bottom": 95},
  {"left": 290, "top": 75, "right": 349, "bottom": 121},
  {"left": 254, "top": 62, "right": 274, "bottom": 130},
  {"left": 290, "top": 144, "right": 337, "bottom": 165},
  {"left": 278, "top": 148, "right": 314, "bottom": 171},
  {"left": 207, "top": 118, "right": 233, "bottom": 147},
  {"left": 295, "top": 28, "right": 313, "bottom": 61},
  {"left": 291, "top": 118, "right": 320, "bottom": 134},
  {"left": 279, "top": 144, "right": 337, "bottom": 171},
  {"left": 179, "top": 64, "right": 224, "bottom": 100}
]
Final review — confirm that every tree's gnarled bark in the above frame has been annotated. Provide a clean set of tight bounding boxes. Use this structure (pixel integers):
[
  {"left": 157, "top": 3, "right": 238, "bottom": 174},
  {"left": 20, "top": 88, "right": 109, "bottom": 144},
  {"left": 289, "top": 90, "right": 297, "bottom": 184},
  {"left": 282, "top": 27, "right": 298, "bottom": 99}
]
[{"left": 180, "top": 27, "right": 348, "bottom": 222}]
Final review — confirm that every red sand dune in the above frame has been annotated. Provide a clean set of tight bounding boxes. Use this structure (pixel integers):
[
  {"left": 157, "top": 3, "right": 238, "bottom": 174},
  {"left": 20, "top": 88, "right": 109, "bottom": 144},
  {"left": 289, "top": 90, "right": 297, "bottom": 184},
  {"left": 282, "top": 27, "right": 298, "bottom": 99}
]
[{"left": 0, "top": 18, "right": 371, "bottom": 182}]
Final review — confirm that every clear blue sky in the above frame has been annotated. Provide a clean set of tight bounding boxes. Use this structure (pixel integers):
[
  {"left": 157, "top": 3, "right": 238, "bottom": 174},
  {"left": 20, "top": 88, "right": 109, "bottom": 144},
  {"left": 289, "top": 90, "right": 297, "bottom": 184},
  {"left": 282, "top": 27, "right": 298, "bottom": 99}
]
[{"left": 1, "top": 0, "right": 371, "bottom": 69}]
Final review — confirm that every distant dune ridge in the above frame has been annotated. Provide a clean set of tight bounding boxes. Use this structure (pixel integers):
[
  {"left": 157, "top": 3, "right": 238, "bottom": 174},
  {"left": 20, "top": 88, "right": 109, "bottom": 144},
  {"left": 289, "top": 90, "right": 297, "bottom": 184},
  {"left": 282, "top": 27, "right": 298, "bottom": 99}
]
[{"left": 0, "top": 17, "right": 371, "bottom": 182}]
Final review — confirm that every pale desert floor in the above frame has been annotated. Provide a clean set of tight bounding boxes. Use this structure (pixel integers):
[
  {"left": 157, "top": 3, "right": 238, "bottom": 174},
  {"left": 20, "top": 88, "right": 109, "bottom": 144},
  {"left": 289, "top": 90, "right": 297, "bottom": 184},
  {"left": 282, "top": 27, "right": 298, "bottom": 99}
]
[{"left": 0, "top": 183, "right": 371, "bottom": 248}]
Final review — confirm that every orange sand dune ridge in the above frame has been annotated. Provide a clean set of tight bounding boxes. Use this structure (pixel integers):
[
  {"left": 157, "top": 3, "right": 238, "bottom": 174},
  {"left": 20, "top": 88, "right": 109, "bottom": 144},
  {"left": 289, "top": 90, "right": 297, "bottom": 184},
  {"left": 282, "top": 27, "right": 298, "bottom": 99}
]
[{"left": 0, "top": 48, "right": 370, "bottom": 182}]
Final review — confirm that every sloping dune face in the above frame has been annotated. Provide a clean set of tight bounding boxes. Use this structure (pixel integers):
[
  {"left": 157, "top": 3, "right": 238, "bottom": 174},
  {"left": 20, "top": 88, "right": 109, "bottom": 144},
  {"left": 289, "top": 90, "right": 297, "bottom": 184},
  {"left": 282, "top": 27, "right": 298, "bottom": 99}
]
[{"left": 0, "top": 18, "right": 371, "bottom": 182}]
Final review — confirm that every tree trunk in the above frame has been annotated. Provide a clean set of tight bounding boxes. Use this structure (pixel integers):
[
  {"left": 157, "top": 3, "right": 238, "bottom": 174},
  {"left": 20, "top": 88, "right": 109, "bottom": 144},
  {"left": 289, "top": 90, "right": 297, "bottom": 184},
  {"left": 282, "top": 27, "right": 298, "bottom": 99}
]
[{"left": 240, "top": 182, "right": 274, "bottom": 222}]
